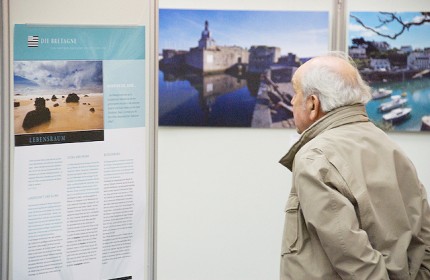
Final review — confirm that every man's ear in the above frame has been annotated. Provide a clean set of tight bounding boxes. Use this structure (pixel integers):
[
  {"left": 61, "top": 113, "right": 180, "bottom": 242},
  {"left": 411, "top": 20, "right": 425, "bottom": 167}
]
[{"left": 309, "top": 94, "right": 321, "bottom": 121}]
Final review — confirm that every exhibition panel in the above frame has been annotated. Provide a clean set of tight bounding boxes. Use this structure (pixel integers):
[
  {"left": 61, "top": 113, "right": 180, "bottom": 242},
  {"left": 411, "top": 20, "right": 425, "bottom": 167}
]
[{"left": 1, "top": 0, "right": 157, "bottom": 279}]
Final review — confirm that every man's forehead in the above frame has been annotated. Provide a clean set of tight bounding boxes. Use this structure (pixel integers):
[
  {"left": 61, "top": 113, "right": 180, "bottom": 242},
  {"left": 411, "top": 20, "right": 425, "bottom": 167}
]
[
  {"left": 292, "top": 67, "right": 303, "bottom": 88},
  {"left": 291, "top": 78, "right": 300, "bottom": 95}
]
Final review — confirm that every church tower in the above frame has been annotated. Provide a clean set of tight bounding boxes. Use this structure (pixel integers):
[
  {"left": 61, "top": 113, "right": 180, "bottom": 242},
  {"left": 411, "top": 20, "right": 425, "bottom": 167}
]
[{"left": 198, "top": 20, "right": 216, "bottom": 50}]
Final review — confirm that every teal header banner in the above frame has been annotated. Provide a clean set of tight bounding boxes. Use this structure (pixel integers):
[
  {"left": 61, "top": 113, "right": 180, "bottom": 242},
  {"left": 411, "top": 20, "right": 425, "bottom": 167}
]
[{"left": 14, "top": 25, "right": 145, "bottom": 60}]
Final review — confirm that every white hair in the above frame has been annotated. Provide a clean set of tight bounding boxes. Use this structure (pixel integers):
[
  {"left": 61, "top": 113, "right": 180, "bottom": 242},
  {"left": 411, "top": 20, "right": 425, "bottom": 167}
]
[{"left": 298, "top": 52, "right": 372, "bottom": 112}]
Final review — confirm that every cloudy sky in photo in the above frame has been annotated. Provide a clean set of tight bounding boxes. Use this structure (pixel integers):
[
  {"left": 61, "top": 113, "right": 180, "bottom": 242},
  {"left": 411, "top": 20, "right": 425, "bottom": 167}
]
[
  {"left": 159, "top": 9, "right": 329, "bottom": 58},
  {"left": 14, "top": 61, "right": 103, "bottom": 95},
  {"left": 349, "top": 11, "right": 430, "bottom": 49}
]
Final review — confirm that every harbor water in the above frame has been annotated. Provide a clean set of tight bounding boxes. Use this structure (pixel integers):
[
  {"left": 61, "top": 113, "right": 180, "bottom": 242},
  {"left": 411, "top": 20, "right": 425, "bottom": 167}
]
[
  {"left": 159, "top": 68, "right": 430, "bottom": 132},
  {"left": 158, "top": 71, "right": 258, "bottom": 127},
  {"left": 366, "top": 77, "right": 430, "bottom": 132}
]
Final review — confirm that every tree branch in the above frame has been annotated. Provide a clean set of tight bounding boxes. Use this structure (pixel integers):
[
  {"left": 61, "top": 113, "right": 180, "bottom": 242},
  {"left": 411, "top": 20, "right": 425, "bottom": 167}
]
[{"left": 351, "top": 12, "right": 430, "bottom": 40}]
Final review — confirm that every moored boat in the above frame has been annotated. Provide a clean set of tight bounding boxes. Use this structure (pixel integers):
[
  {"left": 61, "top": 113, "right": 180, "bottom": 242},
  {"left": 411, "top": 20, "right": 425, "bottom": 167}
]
[
  {"left": 378, "top": 96, "right": 407, "bottom": 112},
  {"left": 382, "top": 107, "right": 412, "bottom": 123},
  {"left": 372, "top": 88, "right": 393, "bottom": 100},
  {"left": 421, "top": 115, "right": 430, "bottom": 131}
]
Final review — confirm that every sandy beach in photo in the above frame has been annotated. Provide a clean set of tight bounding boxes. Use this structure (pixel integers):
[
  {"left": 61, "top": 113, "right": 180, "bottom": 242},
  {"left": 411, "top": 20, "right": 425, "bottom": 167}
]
[{"left": 14, "top": 93, "right": 104, "bottom": 135}]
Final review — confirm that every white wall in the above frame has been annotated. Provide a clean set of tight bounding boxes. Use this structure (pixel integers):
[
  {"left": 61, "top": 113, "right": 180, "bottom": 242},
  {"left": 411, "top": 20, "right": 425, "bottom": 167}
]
[{"left": 157, "top": 128, "right": 292, "bottom": 280}]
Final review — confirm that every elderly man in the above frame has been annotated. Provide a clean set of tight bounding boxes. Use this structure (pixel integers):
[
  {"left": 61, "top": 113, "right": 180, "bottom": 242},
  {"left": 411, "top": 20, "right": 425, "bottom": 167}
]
[{"left": 279, "top": 53, "right": 430, "bottom": 279}]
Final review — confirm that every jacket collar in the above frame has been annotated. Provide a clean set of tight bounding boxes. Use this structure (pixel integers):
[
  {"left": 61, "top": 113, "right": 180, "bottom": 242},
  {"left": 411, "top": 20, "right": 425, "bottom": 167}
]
[{"left": 279, "top": 104, "right": 369, "bottom": 171}]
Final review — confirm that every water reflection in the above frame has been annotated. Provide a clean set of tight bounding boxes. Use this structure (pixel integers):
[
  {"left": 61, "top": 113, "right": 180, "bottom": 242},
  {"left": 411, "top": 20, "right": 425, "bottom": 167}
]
[{"left": 159, "top": 67, "right": 262, "bottom": 127}]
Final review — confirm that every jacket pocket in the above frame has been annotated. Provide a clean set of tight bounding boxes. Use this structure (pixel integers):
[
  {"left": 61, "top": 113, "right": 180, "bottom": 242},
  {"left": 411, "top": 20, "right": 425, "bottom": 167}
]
[{"left": 281, "top": 194, "right": 300, "bottom": 255}]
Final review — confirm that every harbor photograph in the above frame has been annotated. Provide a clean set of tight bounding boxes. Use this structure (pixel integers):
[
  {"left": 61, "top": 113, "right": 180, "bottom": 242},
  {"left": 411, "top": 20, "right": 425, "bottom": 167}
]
[
  {"left": 349, "top": 11, "right": 430, "bottom": 132},
  {"left": 159, "top": 9, "right": 329, "bottom": 128}
]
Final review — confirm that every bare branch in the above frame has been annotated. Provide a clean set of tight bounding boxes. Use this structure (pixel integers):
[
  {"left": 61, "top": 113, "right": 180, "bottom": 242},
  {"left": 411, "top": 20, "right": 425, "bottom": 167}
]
[{"left": 351, "top": 12, "right": 430, "bottom": 40}]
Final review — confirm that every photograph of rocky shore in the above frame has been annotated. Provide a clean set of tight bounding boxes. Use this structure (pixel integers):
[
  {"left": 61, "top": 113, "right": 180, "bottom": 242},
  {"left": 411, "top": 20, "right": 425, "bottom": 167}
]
[{"left": 14, "top": 61, "right": 104, "bottom": 135}]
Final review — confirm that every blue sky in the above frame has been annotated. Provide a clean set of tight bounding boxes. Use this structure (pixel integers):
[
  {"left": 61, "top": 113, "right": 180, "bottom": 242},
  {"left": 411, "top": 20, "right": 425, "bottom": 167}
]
[
  {"left": 14, "top": 61, "right": 103, "bottom": 95},
  {"left": 349, "top": 12, "right": 430, "bottom": 49},
  {"left": 159, "top": 9, "right": 329, "bottom": 58}
]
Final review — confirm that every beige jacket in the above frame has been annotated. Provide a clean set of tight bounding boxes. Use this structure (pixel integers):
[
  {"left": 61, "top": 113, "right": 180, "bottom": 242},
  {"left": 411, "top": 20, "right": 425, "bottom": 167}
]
[{"left": 279, "top": 105, "right": 430, "bottom": 280}]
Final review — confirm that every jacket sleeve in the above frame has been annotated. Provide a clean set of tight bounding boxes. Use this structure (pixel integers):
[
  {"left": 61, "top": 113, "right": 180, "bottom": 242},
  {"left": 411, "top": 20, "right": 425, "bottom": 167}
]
[
  {"left": 294, "top": 154, "right": 389, "bottom": 280},
  {"left": 418, "top": 183, "right": 430, "bottom": 277}
]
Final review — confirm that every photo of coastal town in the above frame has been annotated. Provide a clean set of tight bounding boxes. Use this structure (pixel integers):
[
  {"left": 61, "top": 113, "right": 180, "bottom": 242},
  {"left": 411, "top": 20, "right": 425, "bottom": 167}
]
[
  {"left": 14, "top": 60, "right": 104, "bottom": 135},
  {"left": 349, "top": 11, "right": 430, "bottom": 132},
  {"left": 159, "top": 9, "right": 329, "bottom": 128}
]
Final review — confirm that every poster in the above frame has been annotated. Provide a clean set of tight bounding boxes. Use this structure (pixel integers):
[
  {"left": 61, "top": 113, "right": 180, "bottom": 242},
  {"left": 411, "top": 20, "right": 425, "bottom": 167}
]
[
  {"left": 348, "top": 11, "right": 430, "bottom": 132},
  {"left": 12, "top": 25, "right": 147, "bottom": 279},
  {"left": 158, "top": 9, "right": 329, "bottom": 128}
]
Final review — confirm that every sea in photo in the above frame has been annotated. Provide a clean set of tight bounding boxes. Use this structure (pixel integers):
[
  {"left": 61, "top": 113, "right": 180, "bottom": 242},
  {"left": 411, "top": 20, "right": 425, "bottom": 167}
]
[
  {"left": 366, "top": 78, "right": 430, "bottom": 132},
  {"left": 159, "top": 70, "right": 259, "bottom": 127},
  {"left": 13, "top": 60, "right": 104, "bottom": 135}
]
